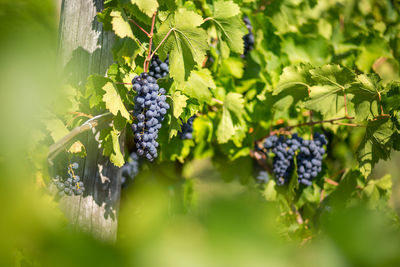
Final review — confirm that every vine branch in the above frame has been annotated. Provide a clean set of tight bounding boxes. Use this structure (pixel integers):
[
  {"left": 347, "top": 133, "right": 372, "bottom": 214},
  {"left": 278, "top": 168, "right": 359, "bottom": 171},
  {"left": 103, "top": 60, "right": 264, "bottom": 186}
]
[
  {"left": 212, "top": 97, "right": 224, "bottom": 105},
  {"left": 283, "top": 116, "right": 355, "bottom": 130},
  {"left": 47, "top": 112, "right": 112, "bottom": 165}
]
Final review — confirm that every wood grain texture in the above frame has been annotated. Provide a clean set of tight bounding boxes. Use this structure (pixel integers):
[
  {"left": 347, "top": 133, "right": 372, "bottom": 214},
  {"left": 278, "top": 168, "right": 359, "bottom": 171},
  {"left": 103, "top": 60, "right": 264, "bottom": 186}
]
[{"left": 57, "top": 0, "right": 121, "bottom": 242}]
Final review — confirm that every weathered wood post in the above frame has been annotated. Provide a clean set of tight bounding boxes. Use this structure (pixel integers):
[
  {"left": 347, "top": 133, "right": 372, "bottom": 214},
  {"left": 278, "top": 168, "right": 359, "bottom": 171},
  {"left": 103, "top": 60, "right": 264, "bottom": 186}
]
[{"left": 57, "top": 0, "right": 121, "bottom": 242}]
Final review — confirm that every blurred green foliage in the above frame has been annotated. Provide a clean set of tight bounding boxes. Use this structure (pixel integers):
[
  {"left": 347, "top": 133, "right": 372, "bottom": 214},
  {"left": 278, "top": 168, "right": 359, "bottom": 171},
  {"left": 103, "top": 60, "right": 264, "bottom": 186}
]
[{"left": 1, "top": 0, "right": 400, "bottom": 266}]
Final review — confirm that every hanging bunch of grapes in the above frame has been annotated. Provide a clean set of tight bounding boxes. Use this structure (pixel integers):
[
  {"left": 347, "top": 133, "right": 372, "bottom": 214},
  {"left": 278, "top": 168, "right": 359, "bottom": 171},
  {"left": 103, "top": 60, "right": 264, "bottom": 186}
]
[
  {"left": 131, "top": 72, "right": 170, "bottom": 161},
  {"left": 179, "top": 115, "right": 197, "bottom": 140},
  {"left": 262, "top": 133, "right": 328, "bottom": 186},
  {"left": 121, "top": 152, "right": 140, "bottom": 189},
  {"left": 242, "top": 16, "right": 254, "bottom": 56},
  {"left": 52, "top": 162, "right": 85, "bottom": 196}
]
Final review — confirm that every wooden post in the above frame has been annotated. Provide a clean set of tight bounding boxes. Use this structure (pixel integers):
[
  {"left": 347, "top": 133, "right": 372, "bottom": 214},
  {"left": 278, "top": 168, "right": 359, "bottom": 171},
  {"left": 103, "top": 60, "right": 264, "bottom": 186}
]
[{"left": 57, "top": 0, "right": 121, "bottom": 242}]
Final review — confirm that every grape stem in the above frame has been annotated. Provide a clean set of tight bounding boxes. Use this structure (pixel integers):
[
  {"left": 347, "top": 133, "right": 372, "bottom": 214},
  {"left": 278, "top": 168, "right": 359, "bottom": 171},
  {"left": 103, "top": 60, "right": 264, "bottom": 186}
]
[
  {"left": 212, "top": 98, "right": 223, "bottom": 105},
  {"left": 325, "top": 178, "right": 339, "bottom": 186},
  {"left": 144, "top": 12, "right": 157, "bottom": 72},
  {"left": 47, "top": 112, "right": 112, "bottom": 166},
  {"left": 249, "top": 149, "right": 273, "bottom": 174},
  {"left": 149, "top": 28, "right": 174, "bottom": 60},
  {"left": 128, "top": 19, "right": 151, "bottom": 37},
  {"left": 66, "top": 111, "right": 93, "bottom": 127}
]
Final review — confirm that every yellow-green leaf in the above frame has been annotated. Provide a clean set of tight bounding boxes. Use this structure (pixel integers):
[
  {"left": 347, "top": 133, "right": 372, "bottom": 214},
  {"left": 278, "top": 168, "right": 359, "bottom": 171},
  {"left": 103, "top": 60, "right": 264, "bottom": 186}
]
[{"left": 102, "top": 82, "right": 130, "bottom": 120}]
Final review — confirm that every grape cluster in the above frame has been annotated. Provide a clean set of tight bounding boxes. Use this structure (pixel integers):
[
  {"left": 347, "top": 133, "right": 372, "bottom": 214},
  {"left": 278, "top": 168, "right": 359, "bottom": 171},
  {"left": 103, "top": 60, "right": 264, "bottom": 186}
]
[
  {"left": 149, "top": 55, "right": 169, "bottom": 79},
  {"left": 264, "top": 135, "right": 296, "bottom": 186},
  {"left": 121, "top": 152, "right": 140, "bottom": 189},
  {"left": 131, "top": 72, "right": 170, "bottom": 161},
  {"left": 296, "top": 133, "right": 327, "bottom": 186},
  {"left": 263, "top": 133, "right": 327, "bottom": 186},
  {"left": 243, "top": 16, "right": 254, "bottom": 56},
  {"left": 53, "top": 162, "right": 85, "bottom": 196},
  {"left": 179, "top": 115, "right": 197, "bottom": 140},
  {"left": 255, "top": 170, "right": 269, "bottom": 184}
]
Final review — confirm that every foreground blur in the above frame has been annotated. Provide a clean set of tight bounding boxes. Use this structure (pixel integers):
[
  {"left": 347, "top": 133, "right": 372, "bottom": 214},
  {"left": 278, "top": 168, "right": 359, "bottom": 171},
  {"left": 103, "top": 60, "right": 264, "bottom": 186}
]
[{"left": 1, "top": 1, "right": 400, "bottom": 267}]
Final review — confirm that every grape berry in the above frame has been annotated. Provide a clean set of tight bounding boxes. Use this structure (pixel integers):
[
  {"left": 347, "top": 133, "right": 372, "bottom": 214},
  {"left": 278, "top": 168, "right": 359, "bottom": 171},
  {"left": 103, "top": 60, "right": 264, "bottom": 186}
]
[
  {"left": 263, "top": 133, "right": 327, "bottom": 186},
  {"left": 131, "top": 72, "right": 170, "bottom": 161}
]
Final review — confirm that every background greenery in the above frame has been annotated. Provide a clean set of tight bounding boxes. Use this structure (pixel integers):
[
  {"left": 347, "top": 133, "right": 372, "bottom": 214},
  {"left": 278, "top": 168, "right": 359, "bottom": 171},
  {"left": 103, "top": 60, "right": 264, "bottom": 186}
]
[{"left": 1, "top": 0, "right": 400, "bottom": 266}]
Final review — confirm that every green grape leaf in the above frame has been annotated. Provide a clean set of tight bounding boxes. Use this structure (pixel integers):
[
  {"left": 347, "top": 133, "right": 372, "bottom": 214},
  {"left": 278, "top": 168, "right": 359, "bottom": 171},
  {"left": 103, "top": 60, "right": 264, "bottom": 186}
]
[
  {"left": 45, "top": 118, "right": 69, "bottom": 142},
  {"left": 371, "top": 119, "right": 394, "bottom": 145},
  {"left": 209, "top": 0, "right": 247, "bottom": 55},
  {"left": 382, "top": 81, "right": 400, "bottom": 110},
  {"left": 130, "top": 0, "right": 158, "bottom": 17},
  {"left": 172, "top": 90, "right": 188, "bottom": 118},
  {"left": 100, "top": 128, "right": 125, "bottom": 167},
  {"left": 281, "top": 34, "right": 331, "bottom": 66},
  {"left": 304, "top": 65, "right": 355, "bottom": 119},
  {"left": 154, "top": 8, "right": 208, "bottom": 83},
  {"left": 221, "top": 57, "right": 244, "bottom": 78},
  {"left": 212, "top": 0, "right": 240, "bottom": 18},
  {"left": 85, "top": 75, "right": 108, "bottom": 108},
  {"left": 272, "top": 65, "right": 311, "bottom": 110},
  {"left": 168, "top": 110, "right": 182, "bottom": 139},
  {"left": 224, "top": 92, "right": 245, "bottom": 123},
  {"left": 356, "top": 36, "right": 392, "bottom": 72},
  {"left": 158, "top": 122, "right": 195, "bottom": 162},
  {"left": 102, "top": 82, "right": 131, "bottom": 120},
  {"left": 110, "top": 9, "right": 134, "bottom": 39},
  {"left": 328, "top": 170, "right": 361, "bottom": 209},
  {"left": 273, "top": 65, "right": 311, "bottom": 95},
  {"left": 304, "top": 85, "right": 346, "bottom": 119},
  {"left": 112, "top": 37, "right": 141, "bottom": 68},
  {"left": 309, "top": 64, "right": 355, "bottom": 86},
  {"left": 217, "top": 93, "right": 245, "bottom": 143},
  {"left": 193, "top": 115, "right": 214, "bottom": 159},
  {"left": 68, "top": 141, "right": 87, "bottom": 157},
  {"left": 357, "top": 119, "right": 393, "bottom": 177},
  {"left": 348, "top": 74, "right": 382, "bottom": 122},
  {"left": 374, "top": 174, "right": 392, "bottom": 190},
  {"left": 217, "top": 107, "right": 235, "bottom": 143},
  {"left": 183, "top": 68, "right": 215, "bottom": 102}
]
